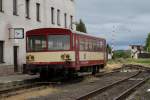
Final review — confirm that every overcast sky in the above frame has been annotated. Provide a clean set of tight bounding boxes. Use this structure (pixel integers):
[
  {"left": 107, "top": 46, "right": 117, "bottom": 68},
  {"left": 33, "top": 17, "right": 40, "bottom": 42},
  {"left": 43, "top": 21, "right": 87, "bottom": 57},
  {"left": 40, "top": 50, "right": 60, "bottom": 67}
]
[{"left": 76, "top": 0, "right": 150, "bottom": 50}]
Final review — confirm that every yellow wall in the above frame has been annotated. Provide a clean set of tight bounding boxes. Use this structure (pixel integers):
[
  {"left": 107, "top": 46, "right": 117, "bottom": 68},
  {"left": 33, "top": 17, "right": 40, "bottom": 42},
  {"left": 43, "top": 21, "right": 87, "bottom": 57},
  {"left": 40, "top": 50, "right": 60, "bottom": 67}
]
[
  {"left": 27, "top": 51, "right": 75, "bottom": 62},
  {"left": 27, "top": 51, "right": 104, "bottom": 63},
  {"left": 79, "top": 51, "right": 104, "bottom": 61}
]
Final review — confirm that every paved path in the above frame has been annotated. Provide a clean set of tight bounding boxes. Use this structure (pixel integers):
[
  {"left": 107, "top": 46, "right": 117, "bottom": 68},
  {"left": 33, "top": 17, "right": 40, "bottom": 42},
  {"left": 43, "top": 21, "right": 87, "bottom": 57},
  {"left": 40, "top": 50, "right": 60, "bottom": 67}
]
[{"left": 0, "top": 74, "right": 39, "bottom": 83}]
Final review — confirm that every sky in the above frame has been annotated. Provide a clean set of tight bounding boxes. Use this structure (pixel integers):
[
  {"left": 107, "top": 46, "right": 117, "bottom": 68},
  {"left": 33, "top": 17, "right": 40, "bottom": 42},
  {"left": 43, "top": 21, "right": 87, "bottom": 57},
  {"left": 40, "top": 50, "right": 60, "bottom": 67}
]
[{"left": 76, "top": 0, "right": 150, "bottom": 50}]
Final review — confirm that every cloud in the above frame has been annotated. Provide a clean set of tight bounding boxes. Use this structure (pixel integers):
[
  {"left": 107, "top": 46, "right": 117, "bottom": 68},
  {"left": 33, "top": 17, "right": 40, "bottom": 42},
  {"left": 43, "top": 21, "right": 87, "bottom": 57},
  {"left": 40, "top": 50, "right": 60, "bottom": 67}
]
[{"left": 76, "top": 0, "right": 150, "bottom": 49}]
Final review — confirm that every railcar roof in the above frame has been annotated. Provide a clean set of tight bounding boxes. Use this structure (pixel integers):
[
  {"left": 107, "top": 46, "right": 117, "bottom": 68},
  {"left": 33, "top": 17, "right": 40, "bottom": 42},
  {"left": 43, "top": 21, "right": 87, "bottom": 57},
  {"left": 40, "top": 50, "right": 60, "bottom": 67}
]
[
  {"left": 72, "top": 30, "right": 105, "bottom": 40},
  {"left": 26, "top": 28, "right": 106, "bottom": 40}
]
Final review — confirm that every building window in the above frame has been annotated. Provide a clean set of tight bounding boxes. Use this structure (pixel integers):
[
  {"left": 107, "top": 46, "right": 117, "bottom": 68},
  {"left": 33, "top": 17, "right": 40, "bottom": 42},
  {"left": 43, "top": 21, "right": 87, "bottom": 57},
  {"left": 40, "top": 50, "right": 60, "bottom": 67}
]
[
  {"left": 70, "top": 15, "right": 73, "bottom": 29},
  {"left": 64, "top": 13, "right": 67, "bottom": 28},
  {"left": 25, "top": 0, "right": 30, "bottom": 18},
  {"left": 13, "top": 0, "right": 18, "bottom": 15},
  {"left": 51, "top": 7, "right": 54, "bottom": 24},
  {"left": 57, "top": 9, "right": 60, "bottom": 26},
  {"left": 36, "top": 3, "right": 40, "bottom": 21},
  {"left": 0, "top": 0, "right": 3, "bottom": 12},
  {"left": 0, "top": 41, "right": 4, "bottom": 63}
]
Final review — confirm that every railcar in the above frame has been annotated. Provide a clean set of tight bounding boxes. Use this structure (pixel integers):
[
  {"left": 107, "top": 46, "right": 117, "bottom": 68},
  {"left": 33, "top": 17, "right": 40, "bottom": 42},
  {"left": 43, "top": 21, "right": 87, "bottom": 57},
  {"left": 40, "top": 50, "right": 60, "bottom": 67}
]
[{"left": 25, "top": 28, "right": 107, "bottom": 78}]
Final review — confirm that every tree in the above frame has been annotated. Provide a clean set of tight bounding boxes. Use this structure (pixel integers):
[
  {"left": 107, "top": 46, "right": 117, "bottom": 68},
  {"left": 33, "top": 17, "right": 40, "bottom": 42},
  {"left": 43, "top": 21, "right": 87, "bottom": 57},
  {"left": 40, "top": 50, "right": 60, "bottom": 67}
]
[
  {"left": 76, "top": 19, "right": 87, "bottom": 33},
  {"left": 107, "top": 44, "right": 112, "bottom": 54},
  {"left": 113, "top": 50, "right": 131, "bottom": 59},
  {"left": 145, "top": 33, "right": 150, "bottom": 52}
]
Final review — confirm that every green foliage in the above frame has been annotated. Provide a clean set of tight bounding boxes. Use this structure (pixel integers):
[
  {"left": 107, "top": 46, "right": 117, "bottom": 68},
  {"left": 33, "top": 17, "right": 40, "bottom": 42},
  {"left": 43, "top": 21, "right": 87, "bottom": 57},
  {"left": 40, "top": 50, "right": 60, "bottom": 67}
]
[
  {"left": 107, "top": 44, "right": 112, "bottom": 53},
  {"left": 108, "top": 58, "right": 150, "bottom": 66},
  {"left": 145, "top": 33, "right": 150, "bottom": 52},
  {"left": 76, "top": 19, "right": 87, "bottom": 33},
  {"left": 113, "top": 50, "right": 131, "bottom": 59},
  {"left": 134, "top": 59, "right": 150, "bottom": 64}
]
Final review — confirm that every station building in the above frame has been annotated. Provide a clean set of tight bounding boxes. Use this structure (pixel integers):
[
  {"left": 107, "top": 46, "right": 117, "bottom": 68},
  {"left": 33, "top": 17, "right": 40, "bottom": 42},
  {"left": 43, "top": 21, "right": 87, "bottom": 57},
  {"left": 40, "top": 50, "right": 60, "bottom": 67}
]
[
  {"left": 129, "top": 45, "right": 150, "bottom": 59},
  {"left": 0, "top": 0, "right": 75, "bottom": 72}
]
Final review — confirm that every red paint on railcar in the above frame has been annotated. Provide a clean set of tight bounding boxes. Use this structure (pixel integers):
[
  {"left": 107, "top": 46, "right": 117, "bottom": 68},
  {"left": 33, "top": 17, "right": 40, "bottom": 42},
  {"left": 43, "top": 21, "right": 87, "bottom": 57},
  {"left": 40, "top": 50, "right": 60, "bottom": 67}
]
[{"left": 25, "top": 28, "right": 107, "bottom": 75}]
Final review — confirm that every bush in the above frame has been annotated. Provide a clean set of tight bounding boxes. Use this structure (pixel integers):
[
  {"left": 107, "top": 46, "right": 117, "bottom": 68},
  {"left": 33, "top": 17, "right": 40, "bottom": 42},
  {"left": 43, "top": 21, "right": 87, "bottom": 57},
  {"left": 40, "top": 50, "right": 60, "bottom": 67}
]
[{"left": 113, "top": 50, "right": 131, "bottom": 59}]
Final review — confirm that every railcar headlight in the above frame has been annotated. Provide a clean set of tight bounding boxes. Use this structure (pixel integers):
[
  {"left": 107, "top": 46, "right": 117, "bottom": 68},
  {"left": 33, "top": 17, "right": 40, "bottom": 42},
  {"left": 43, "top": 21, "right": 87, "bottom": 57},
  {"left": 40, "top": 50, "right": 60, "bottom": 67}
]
[
  {"left": 26, "top": 55, "right": 34, "bottom": 61},
  {"left": 26, "top": 56, "right": 29, "bottom": 60},
  {"left": 66, "top": 54, "right": 70, "bottom": 60},
  {"left": 61, "top": 54, "right": 65, "bottom": 60},
  {"left": 61, "top": 54, "right": 71, "bottom": 60},
  {"left": 31, "top": 56, "right": 34, "bottom": 61}
]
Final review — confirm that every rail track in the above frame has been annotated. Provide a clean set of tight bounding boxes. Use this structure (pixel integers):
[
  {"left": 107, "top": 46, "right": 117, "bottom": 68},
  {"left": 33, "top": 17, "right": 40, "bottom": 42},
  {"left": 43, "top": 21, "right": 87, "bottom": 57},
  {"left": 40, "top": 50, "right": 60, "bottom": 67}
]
[
  {"left": 0, "top": 78, "right": 60, "bottom": 98},
  {"left": 0, "top": 64, "right": 149, "bottom": 99},
  {"left": 27, "top": 65, "right": 146, "bottom": 100},
  {"left": 76, "top": 70, "right": 150, "bottom": 100},
  {"left": 0, "top": 68, "right": 121, "bottom": 98}
]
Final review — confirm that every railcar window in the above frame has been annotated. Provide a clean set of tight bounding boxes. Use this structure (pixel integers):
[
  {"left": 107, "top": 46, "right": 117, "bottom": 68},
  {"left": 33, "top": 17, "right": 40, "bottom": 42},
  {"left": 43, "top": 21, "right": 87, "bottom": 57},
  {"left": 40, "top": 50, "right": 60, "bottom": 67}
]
[
  {"left": 89, "top": 41, "right": 93, "bottom": 51},
  {"left": 48, "top": 35, "right": 70, "bottom": 50},
  {"left": 79, "top": 38, "right": 103, "bottom": 51},
  {"left": 100, "top": 41, "right": 103, "bottom": 50},
  {"left": 96, "top": 41, "right": 100, "bottom": 50},
  {"left": 85, "top": 41, "right": 88, "bottom": 50},
  {"left": 27, "top": 36, "right": 46, "bottom": 51},
  {"left": 93, "top": 41, "right": 97, "bottom": 51},
  {"left": 80, "top": 40, "right": 85, "bottom": 51}
]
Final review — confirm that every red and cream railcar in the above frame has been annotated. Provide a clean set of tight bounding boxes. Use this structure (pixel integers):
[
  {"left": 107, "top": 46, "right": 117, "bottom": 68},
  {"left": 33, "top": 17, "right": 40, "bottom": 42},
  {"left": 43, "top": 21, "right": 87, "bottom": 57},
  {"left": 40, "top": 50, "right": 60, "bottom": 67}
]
[{"left": 25, "top": 28, "right": 107, "bottom": 77}]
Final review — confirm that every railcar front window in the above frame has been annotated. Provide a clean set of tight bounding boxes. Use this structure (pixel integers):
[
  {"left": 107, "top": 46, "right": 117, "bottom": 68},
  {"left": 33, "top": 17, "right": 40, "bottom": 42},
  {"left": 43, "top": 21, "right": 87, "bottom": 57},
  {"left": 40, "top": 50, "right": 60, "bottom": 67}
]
[
  {"left": 27, "top": 36, "right": 46, "bottom": 51},
  {"left": 48, "top": 35, "right": 70, "bottom": 50}
]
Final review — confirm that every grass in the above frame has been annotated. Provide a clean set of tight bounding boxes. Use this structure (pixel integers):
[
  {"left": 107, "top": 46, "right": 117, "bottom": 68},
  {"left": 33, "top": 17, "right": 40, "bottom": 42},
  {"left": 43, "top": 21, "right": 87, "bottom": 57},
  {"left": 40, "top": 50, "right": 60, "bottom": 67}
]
[
  {"left": 127, "top": 58, "right": 150, "bottom": 66},
  {"left": 108, "top": 58, "right": 150, "bottom": 67},
  {"left": 131, "top": 59, "right": 150, "bottom": 64}
]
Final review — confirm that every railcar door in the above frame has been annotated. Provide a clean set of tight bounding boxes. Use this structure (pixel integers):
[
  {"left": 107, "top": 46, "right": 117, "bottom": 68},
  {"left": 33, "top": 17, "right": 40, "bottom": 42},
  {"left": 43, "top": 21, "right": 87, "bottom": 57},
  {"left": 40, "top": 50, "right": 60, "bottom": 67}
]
[{"left": 75, "top": 35, "right": 80, "bottom": 68}]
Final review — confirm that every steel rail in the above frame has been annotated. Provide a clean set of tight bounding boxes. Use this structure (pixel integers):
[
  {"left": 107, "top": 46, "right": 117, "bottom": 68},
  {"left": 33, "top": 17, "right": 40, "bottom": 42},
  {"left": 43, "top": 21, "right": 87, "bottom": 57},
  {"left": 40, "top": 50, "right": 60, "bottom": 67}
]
[
  {"left": 0, "top": 70, "right": 116, "bottom": 98},
  {"left": 0, "top": 81, "right": 60, "bottom": 98},
  {"left": 76, "top": 71, "right": 140, "bottom": 100},
  {"left": 114, "top": 77, "right": 150, "bottom": 100}
]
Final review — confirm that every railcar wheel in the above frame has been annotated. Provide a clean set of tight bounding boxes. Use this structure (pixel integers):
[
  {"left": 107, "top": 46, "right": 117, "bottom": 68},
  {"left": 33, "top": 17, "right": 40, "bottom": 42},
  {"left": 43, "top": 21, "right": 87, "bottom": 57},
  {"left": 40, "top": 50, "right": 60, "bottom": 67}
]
[
  {"left": 63, "top": 69, "right": 77, "bottom": 79},
  {"left": 96, "top": 66, "right": 100, "bottom": 73},
  {"left": 92, "top": 66, "right": 97, "bottom": 75},
  {"left": 40, "top": 69, "right": 49, "bottom": 79},
  {"left": 100, "top": 64, "right": 105, "bottom": 69}
]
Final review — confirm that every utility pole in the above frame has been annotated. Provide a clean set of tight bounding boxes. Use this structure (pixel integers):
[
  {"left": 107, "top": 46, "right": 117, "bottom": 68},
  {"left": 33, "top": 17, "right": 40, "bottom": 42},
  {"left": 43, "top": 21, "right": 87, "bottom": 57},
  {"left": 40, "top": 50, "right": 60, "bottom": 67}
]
[{"left": 111, "top": 25, "right": 116, "bottom": 59}]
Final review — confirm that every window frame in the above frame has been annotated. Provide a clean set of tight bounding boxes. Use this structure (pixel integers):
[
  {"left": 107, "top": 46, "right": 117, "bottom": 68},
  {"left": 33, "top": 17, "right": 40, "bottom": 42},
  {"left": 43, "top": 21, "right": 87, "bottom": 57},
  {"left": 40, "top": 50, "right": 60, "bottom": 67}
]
[
  {"left": 36, "top": 3, "right": 40, "bottom": 22},
  {"left": 25, "top": 0, "right": 30, "bottom": 19},
  {"left": 64, "top": 13, "right": 67, "bottom": 28},
  {"left": 0, "top": 41, "right": 4, "bottom": 63},
  {"left": 70, "top": 15, "right": 73, "bottom": 29},
  {"left": 57, "top": 9, "right": 60, "bottom": 26},
  {"left": 13, "top": 0, "right": 18, "bottom": 15},
  {"left": 0, "top": 0, "right": 4, "bottom": 12},
  {"left": 51, "top": 7, "right": 55, "bottom": 24}
]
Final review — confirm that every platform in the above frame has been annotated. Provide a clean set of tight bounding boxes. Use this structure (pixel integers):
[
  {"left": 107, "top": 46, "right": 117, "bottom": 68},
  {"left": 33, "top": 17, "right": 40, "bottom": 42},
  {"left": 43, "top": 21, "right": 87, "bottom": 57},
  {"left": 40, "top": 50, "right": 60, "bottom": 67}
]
[{"left": 0, "top": 74, "right": 39, "bottom": 83}]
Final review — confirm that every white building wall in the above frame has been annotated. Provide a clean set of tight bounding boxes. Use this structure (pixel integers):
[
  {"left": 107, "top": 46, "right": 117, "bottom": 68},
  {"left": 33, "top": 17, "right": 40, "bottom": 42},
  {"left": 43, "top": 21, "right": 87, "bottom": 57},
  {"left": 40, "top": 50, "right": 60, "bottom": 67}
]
[{"left": 0, "top": 0, "right": 75, "bottom": 68}]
